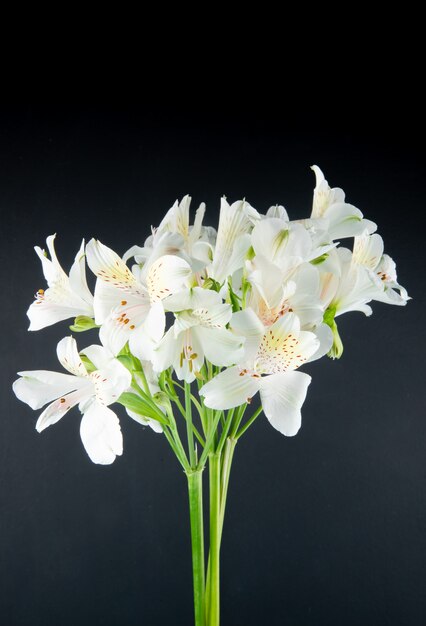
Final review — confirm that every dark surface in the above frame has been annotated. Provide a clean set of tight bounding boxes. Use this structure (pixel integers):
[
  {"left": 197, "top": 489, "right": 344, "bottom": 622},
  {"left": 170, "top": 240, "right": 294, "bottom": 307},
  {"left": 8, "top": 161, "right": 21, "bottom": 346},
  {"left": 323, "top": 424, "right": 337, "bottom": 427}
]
[{"left": 0, "top": 107, "right": 425, "bottom": 626}]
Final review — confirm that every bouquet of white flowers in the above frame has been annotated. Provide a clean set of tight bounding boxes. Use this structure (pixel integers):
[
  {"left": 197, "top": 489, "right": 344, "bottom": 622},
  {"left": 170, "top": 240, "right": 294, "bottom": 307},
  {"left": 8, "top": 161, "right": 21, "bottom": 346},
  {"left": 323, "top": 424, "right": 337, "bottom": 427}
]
[{"left": 13, "top": 166, "right": 409, "bottom": 625}]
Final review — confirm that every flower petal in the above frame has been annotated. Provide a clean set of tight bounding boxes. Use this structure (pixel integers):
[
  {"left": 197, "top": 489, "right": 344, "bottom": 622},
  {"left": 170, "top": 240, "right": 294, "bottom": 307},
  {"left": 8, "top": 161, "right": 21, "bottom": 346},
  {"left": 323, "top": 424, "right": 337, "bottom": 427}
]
[
  {"left": 34, "top": 234, "right": 66, "bottom": 285},
  {"left": 200, "top": 366, "right": 260, "bottom": 410},
  {"left": 89, "top": 360, "right": 132, "bottom": 407},
  {"left": 255, "top": 313, "right": 320, "bottom": 374},
  {"left": 80, "top": 402, "right": 123, "bottom": 464},
  {"left": 152, "top": 327, "right": 178, "bottom": 374},
  {"left": 196, "top": 327, "right": 245, "bottom": 367},
  {"left": 306, "top": 323, "right": 334, "bottom": 362},
  {"left": 145, "top": 255, "right": 192, "bottom": 302},
  {"left": 36, "top": 387, "right": 91, "bottom": 432},
  {"left": 99, "top": 300, "right": 151, "bottom": 356},
  {"left": 27, "top": 300, "right": 91, "bottom": 331},
  {"left": 86, "top": 239, "right": 141, "bottom": 293},
  {"left": 260, "top": 371, "right": 312, "bottom": 436},
  {"left": 230, "top": 308, "right": 264, "bottom": 363},
  {"left": 164, "top": 286, "right": 222, "bottom": 313},
  {"left": 210, "top": 198, "right": 255, "bottom": 283},
  {"left": 13, "top": 370, "right": 88, "bottom": 410},
  {"left": 353, "top": 232, "right": 384, "bottom": 270},
  {"left": 56, "top": 336, "right": 88, "bottom": 377},
  {"left": 68, "top": 239, "right": 94, "bottom": 305},
  {"left": 80, "top": 344, "right": 113, "bottom": 370}
]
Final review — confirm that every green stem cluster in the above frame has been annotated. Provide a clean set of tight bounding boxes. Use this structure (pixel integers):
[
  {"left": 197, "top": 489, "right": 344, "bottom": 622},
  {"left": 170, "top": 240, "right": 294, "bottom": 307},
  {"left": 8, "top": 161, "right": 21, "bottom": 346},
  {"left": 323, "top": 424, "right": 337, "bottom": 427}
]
[{"left": 117, "top": 356, "right": 262, "bottom": 626}]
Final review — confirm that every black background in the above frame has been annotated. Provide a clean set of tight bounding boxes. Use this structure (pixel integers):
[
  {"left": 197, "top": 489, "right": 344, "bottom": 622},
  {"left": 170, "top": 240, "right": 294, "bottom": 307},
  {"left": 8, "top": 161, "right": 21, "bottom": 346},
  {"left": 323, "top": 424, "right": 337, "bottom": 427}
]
[{"left": 0, "top": 104, "right": 425, "bottom": 626}]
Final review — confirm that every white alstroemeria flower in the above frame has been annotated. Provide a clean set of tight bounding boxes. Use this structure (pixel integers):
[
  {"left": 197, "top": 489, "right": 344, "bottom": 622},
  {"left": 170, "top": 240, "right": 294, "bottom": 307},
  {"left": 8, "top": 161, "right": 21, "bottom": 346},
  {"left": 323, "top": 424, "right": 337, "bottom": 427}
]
[
  {"left": 319, "top": 247, "right": 379, "bottom": 317},
  {"left": 310, "top": 165, "right": 377, "bottom": 240},
  {"left": 247, "top": 256, "right": 324, "bottom": 329},
  {"left": 200, "top": 311, "right": 319, "bottom": 436},
  {"left": 27, "top": 235, "right": 94, "bottom": 331},
  {"left": 250, "top": 217, "right": 314, "bottom": 277},
  {"left": 13, "top": 337, "right": 131, "bottom": 464},
  {"left": 209, "top": 198, "right": 259, "bottom": 284},
  {"left": 86, "top": 239, "right": 192, "bottom": 359},
  {"left": 153, "top": 287, "right": 245, "bottom": 382},
  {"left": 155, "top": 195, "right": 209, "bottom": 259},
  {"left": 124, "top": 196, "right": 214, "bottom": 274},
  {"left": 352, "top": 231, "right": 409, "bottom": 306}
]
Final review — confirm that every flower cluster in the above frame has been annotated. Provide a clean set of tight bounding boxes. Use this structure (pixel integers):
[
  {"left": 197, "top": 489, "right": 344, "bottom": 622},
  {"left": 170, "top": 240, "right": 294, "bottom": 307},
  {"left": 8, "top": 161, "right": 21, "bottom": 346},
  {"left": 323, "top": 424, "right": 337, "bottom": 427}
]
[{"left": 13, "top": 167, "right": 409, "bottom": 464}]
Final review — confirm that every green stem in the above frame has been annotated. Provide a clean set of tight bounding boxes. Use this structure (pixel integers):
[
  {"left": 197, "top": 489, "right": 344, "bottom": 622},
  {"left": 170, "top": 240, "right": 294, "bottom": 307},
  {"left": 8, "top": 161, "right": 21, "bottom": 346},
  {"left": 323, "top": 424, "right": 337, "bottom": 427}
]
[
  {"left": 207, "top": 453, "right": 221, "bottom": 625},
  {"left": 185, "top": 382, "right": 196, "bottom": 467},
  {"left": 198, "top": 410, "right": 223, "bottom": 469},
  {"left": 187, "top": 470, "right": 206, "bottom": 626},
  {"left": 219, "top": 438, "right": 237, "bottom": 537},
  {"left": 235, "top": 406, "right": 263, "bottom": 440}
]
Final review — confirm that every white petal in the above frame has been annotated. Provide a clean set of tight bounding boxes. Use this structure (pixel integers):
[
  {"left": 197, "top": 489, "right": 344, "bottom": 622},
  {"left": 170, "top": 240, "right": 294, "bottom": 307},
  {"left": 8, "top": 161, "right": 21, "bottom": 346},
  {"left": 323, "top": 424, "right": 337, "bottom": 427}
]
[
  {"left": 128, "top": 326, "right": 160, "bottom": 362},
  {"left": 99, "top": 300, "right": 152, "bottom": 356},
  {"left": 151, "top": 327, "right": 178, "bottom": 374},
  {"left": 68, "top": 239, "right": 94, "bottom": 305},
  {"left": 196, "top": 327, "right": 244, "bottom": 367},
  {"left": 255, "top": 314, "right": 320, "bottom": 374},
  {"left": 80, "top": 344, "right": 112, "bottom": 370},
  {"left": 200, "top": 366, "right": 260, "bottom": 410},
  {"left": 157, "top": 195, "right": 191, "bottom": 240},
  {"left": 266, "top": 205, "right": 289, "bottom": 220},
  {"left": 325, "top": 203, "right": 365, "bottom": 240},
  {"left": 306, "top": 323, "right": 334, "bottom": 362},
  {"left": 89, "top": 359, "right": 131, "bottom": 406},
  {"left": 146, "top": 255, "right": 192, "bottom": 302},
  {"left": 230, "top": 308, "right": 264, "bottom": 362},
  {"left": 86, "top": 239, "right": 138, "bottom": 290},
  {"left": 34, "top": 234, "right": 66, "bottom": 285},
  {"left": 353, "top": 232, "right": 384, "bottom": 270},
  {"left": 247, "top": 254, "right": 285, "bottom": 310},
  {"left": 311, "top": 166, "right": 346, "bottom": 219},
  {"left": 172, "top": 330, "right": 204, "bottom": 383},
  {"left": 191, "top": 240, "right": 214, "bottom": 265},
  {"left": 189, "top": 202, "right": 206, "bottom": 246},
  {"left": 13, "top": 370, "right": 88, "bottom": 409},
  {"left": 36, "top": 387, "right": 91, "bottom": 432},
  {"left": 80, "top": 402, "right": 123, "bottom": 464},
  {"left": 144, "top": 301, "right": 166, "bottom": 342},
  {"left": 251, "top": 219, "right": 312, "bottom": 270},
  {"left": 210, "top": 199, "right": 255, "bottom": 283},
  {"left": 176, "top": 302, "right": 232, "bottom": 332},
  {"left": 27, "top": 299, "right": 91, "bottom": 331},
  {"left": 164, "top": 286, "right": 222, "bottom": 312},
  {"left": 56, "top": 336, "right": 88, "bottom": 377},
  {"left": 260, "top": 371, "right": 311, "bottom": 436},
  {"left": 123, "top": 245, "right": 147, "bottom": 264},
  {"left": 224, "top": 233, "right": 252, "bottom": 278}
]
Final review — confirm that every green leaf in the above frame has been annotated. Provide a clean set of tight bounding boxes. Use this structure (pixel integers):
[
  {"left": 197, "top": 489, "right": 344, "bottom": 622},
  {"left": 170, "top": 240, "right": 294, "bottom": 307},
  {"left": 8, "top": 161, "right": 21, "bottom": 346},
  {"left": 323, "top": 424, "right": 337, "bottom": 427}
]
[
  {"left": 227, "top": 278, "right": 241, "bottom": 313},
  {"left": 116, "top": 392, "right": 166, "bottom": 422},
  {"left": 69, "top": 316, "right": 99, "bottom": 332}
]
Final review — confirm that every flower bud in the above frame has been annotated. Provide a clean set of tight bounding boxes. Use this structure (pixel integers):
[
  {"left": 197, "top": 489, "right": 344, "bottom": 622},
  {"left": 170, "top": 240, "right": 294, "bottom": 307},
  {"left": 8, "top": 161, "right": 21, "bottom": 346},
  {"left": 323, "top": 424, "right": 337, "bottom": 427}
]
[{"left": 69, "top": 315, "right": 99, "bottom": 332}]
